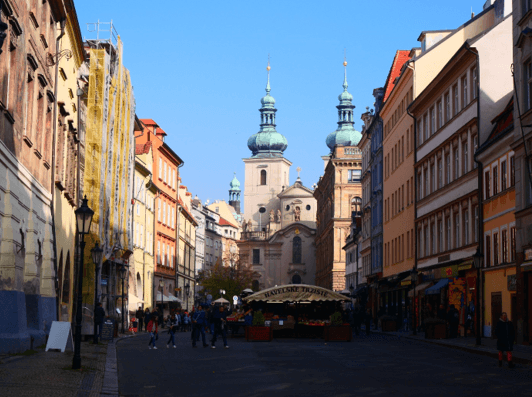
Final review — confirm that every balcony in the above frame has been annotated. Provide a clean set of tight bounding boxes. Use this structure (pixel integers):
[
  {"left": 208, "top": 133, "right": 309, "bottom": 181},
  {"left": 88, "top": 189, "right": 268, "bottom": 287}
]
[{"left": 241, "top": 231, "right": 270, "bottom": 241}]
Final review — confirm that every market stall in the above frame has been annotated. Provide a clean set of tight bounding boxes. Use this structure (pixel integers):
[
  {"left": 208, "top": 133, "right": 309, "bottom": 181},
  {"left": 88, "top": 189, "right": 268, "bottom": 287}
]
[{"left": 242, "top": 284, "right": 352, "bottom": 341}]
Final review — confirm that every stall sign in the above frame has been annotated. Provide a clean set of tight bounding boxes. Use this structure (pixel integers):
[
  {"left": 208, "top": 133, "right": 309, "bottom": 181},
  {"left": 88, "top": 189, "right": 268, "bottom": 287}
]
[{"left": 440, "top": 265, "right": 458, "bottom": 279}]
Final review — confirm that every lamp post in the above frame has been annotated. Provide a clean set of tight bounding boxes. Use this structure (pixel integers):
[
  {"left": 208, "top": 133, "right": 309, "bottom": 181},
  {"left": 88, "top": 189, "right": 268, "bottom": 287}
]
[
  {"left": 72, "top": 196, "right": 94, "bottom": 370},
  {"left": 473, "top": 247, "right": 483, "bottom": 346},
  {"left": 185, "top": 283, "right": 190, "bottom": 311},
  {"left": 119, "top": 264, "right": 127, "bottom": 334},
  {"left": 91, "top": 242, "right": 103, "bottom": 344},
  {"left": 411, "top": 268, "right": 419, "bottom": 336}
]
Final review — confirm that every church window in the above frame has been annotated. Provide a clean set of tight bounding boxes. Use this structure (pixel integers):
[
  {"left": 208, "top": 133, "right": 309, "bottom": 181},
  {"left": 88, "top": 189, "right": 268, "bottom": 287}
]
[
  {"left": 260, "top": 170, "right": 267, "bottom": 185},
  {"left": 292, "top": 274, "right": 302, "bottom": 284},
  {"left": 286, "top": 205, "right": 290, "bottom": 211},
  {"left": 252, "top": 249, "right": 260, "bottom": 264},
  {"left": 292, "top": 236, "right": 302, "bottom": 264}
]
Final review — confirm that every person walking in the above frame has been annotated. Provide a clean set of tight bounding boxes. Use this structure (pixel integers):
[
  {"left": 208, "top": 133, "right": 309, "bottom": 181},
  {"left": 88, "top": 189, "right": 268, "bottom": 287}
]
[
  {"left": 191, "top": 305, "right": 208, "bottom": 348},
  {"left": 136, "top": 307, "right": 144, "bottom": 332},
  {"left": 144, "top": 308, "right": 151, "bottom": 331},
  {"left": 211, "top": 305, "right": 229, "bottom": 349},
  {"left": 166, "top": 314, "right": 178, "bottom": 348},
  {"left": 364, "top": 309, "right": 371, "bottom": 336},
  {"left": 94, "top": 302, "right": 105, "bottom": 342},
  {"left": 496, "top": 312, "right": 515, "bottom": 368},
  {"left": 147, "top": 315, "right": 158, "bottom": 349},
  {"left": 184, "top": 312, "right": 191, "bottom": 332}
]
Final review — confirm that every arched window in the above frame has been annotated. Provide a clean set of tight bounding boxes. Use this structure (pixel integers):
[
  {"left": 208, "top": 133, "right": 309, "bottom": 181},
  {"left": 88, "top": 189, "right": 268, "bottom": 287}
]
[
  {"left": 252, "top": 280, "right": 260, "bottom": 291},
  {"left": 351, "top": 196, "right": 362, "bottom": 216},
  {"left": 292, "top": 236, "right": 302, "bottom": 264},
  {"left": 292, "top": 274, "right": 302, "bottom": 284},
  {"left": 260, "top": 170, "right": 267, "bottom": 185}
]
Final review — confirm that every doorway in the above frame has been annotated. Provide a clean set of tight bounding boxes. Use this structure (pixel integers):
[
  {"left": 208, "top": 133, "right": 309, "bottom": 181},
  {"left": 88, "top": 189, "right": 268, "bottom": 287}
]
[{"left": 491, "top": 292, "right": 502, "bottom": 338}]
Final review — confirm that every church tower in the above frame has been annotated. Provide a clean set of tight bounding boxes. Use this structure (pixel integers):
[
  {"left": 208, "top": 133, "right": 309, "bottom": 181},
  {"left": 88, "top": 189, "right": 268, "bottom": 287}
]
[
  {"left": 228, "top": 173, "right": 241, "bottom": 214},
  {"left": 243, "top": 62, "right": 292, "bottom": 230}
]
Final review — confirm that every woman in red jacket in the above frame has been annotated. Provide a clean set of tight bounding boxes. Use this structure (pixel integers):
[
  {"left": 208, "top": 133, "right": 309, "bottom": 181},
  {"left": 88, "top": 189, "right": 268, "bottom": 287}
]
[{"left": 147, "top": 314, "right": 158, "bottom": 349}]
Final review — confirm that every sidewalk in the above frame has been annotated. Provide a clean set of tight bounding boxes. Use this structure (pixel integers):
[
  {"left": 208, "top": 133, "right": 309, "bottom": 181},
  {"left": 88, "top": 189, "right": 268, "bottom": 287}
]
[
  {"left": 369, "top": 326, "right": 532, "bottom": 365},
  {"left": 0, "top": 338, "right": 108, "bottom": 397}
]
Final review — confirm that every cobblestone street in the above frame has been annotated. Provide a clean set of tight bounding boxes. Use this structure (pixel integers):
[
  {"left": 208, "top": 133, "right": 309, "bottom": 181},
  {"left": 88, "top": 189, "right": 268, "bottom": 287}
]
[{"left": 117, "top": 332, "right": 532, "bottom": 397}]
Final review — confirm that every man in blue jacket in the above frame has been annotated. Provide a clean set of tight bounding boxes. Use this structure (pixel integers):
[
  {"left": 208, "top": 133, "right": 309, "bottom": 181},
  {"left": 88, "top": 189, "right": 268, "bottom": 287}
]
[
  {"left": 192, "top": 305, "right": 208, "bottom": 348},
  {"left": 211, "top": 305, "right": 229, "bottom": 349}
]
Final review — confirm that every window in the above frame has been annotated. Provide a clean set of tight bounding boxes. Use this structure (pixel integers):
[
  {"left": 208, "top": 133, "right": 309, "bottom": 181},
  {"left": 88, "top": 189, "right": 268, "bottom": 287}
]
[
  {"left": 292, "top": 274, "right": 302, "bottom": 284},
  {"left": 348, "top": 169, "right": 361, "bottom": 183},
  {"left": 486, "top": 235, "right": 491, "bottom": 267},
  {"left": 446, "top": 154, "right": 451, "bottom": 184},
  {"left": 510, "top": 155, "right": 515, "bottom": 186},
  {"left": 172, "top": 207, "right": 175, "bottom": 229},
  {"left": 485, "top": 171, "right": 491, "bottom": 199},
  {"left": 292, "top": 236, "right": 302, "bottom": 264},
  {"left": 157, "top": 200, "right": 161, "bottom": 222},
  {"left": 502, "top": 229, "right": 508, "bottom": 263},
  {"left": 454, "top": 148, "right": 459, "bottom": 179},
  {"left": 446, "top": 217, "right": 451, "bottom": 251},
  {"left": 430, "top": 164, "right": 435, "bottom": 194},
  {"left": 501, "top": 160, "right": 507, "bottom": 190},
  {"left": 171, "top": 169, "right": 174, "bottom": 189},
  {"left": 159, "top": 158, "right": 162, "bottom": 179},
  {"left": 260, "top": 170, "right": 267, "bottom": 185},
  {"left": 473, "top": 135, "right": 478, "bottom": 169},
  {"left": 462, "top": 75, "right": 468, "bottom": 108},
  {"left": 252, "top": 249, "right": 260, "bottom": 264},
  {"left": 471, "top": 67, "right": 477, "bottom": 100},
  {"left": 164, "top": 162, "right": 168, "bottom": 184},
  {"left": 474, "top": 206, "right": 479, "bottom": 243},
  {"left": 438, "top": 159, "right": 443, "bottom": 189},
  {"left": 463, "top": 142, "right": 468, "bottom": 174},
  {"left": 163, "top": 202, "right": 166, "bottom": 225},
  {"left": 454, "top": 213, "right": 460, "bottom": 249},
  {"left": 524, "top": 0, "right": 532, "bottom": 14},
  {"left": 464, "top": 210, "right": 469, "bottom": 245},
  {"left": 493, "top": 165, "right": 498, "bottom": 195},
  {"left": 431, "top": 223, "right": 435, "bottom": 255},
  {"left": 424, "top": 170, "right": 429, "bottom": 197},
  {"left": 424, "top": 227, "right": 429, "bottom": 256},
  {"left": 157, "top": 241, "right": 161, "bottom": 264},
  {"left": 453, "top": 84, "right": 459, "bottom": 117},
  {"left": 526, "top": 60, "right": 532, "bottom": 111},
  {"left": 418, "top": 229, "right": 422, "bottom": 257},
  {"left": 437, "top": 100, "right": 443, "bottom": 129},
  {"left": 511, "top": 226, "right": 516, "bottom": 262},
  {"left": 445, "top": 93, "right": 451, "bottom": 122},
  {"left": 494, "top": 232, "right": 499, "bottom": 266},
  {"left": 423, "top": 114, "right": 428, "bottom": 141},
  {"left": 438, "top": 221, "right": 443, "bottom": 253},
  {"left": 430, "top": 107, "right": 435, "bottom": 136},
  {"left": 417, "top": 120, "right": 423, "bottom": 145}
]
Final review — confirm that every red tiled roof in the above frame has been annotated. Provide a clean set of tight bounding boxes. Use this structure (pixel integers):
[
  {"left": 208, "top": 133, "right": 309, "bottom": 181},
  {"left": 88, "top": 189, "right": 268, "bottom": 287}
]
[
  {"left": 179, "top": 185, "right": 187, "bottom": 189},
  {"left": 186, "top": 192, "right": 192, "bottom": 196},
  {"left": 383, "top": 50, "right": 411, "bottom": 103},
  {"left": 135, "top": 141, "right": 152, "bottom": 155},
  {"left": 219, "top": 217, "right": 237, "bottom": 228},
  {"left": 140, "top": 118, "right": 158, "bottom": 126}
]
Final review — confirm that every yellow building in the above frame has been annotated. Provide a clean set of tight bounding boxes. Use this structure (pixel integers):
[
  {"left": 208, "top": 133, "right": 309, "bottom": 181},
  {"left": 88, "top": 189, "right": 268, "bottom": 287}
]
[
  {"left": 477, "top": 99, "right": 515, "bottom": 337},
  {"left": 53, "top": 1, "right": 86, "bottom": 323},
  {"left": 131, "top": 140, "right": 157, "bottom": 312}
]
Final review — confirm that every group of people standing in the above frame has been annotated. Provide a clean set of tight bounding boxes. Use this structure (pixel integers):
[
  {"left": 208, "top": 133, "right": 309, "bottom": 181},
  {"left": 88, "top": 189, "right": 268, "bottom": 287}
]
[{"left": 134, "top": 304, "right": 230, "bottom": 350}]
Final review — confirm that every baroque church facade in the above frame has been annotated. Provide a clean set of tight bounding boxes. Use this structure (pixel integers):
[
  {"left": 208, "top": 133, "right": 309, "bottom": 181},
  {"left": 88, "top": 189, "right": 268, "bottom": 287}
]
[{"left": 237, "top": 65, "right": 317, "bottom": 290}]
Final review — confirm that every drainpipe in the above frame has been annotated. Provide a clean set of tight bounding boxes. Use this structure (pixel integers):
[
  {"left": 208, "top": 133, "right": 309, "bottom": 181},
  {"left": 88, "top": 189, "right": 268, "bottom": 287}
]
[
  {"left": 51, "top": 18, "right": 66, "bottom": 321},
  {"left": 465, "top": 45, "right": 483, "bottom": 344}
]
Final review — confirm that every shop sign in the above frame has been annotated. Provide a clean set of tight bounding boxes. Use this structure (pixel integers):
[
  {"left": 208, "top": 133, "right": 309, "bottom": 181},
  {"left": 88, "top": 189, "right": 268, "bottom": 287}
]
[
  {"left": 440, "top": 265, "right": 458, "bottom": 279},
  {"left": 400, "top": 279, "right": 411, "bottom": 286},
  {"left": 507, "top": 274, "right": 517, "bottom": 291},
  {"left": 458, "top": 260, "right": 473, "bottom": 271},
  {"left": 525, "top": 249, "right": 532, "bottom": 261}
]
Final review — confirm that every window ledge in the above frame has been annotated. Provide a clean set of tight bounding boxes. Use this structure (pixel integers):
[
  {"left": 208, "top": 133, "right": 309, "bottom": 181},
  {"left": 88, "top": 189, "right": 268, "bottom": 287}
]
[{"left": 517, "top": 9, "right": 532, "bottom": 27}]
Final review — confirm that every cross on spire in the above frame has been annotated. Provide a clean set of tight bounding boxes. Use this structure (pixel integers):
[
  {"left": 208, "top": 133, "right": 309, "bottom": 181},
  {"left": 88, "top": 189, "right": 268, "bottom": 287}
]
[{"left": 296, "top": 167, "right": 301, "bottom": 178}]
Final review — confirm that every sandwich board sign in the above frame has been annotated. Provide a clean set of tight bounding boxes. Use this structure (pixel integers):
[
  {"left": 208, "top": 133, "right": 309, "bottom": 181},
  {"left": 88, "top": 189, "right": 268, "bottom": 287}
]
[{"left": 45, "top": 321, "right": 74, "bottom": 352}]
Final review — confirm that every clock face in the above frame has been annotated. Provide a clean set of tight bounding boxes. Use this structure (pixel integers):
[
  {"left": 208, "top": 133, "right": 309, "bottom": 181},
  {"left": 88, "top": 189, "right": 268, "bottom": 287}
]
[{"left": 295, "top": 229, "right": 300, "bottom": 235}]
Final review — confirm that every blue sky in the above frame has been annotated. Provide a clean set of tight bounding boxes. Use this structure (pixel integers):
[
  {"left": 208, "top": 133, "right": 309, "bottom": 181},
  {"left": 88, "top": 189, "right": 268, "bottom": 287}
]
[{"left": 75, "top": 0, "right": 488, "bottom": 208}]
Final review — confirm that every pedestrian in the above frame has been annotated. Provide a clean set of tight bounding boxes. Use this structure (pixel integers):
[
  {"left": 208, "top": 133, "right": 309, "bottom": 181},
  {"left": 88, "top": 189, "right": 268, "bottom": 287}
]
[
  {"left": 465, "top": 301, "right": 475, "bottom": 336},
  {"left": 94, "top": 302, "right": 105, "bottom": 342},
  {"left": 136, "top": 306, "right": 144, "bottom": 332},
  {"left": 206, "top": 306, "right": 213, "bottom": 334},
  {"left": 144, "top": 308, "right": 151, "bottom": 330},
  {"left": 147, "top": 315, "right": 158, "bottom": 349},
  {"left": 184, "top": 312, "right": 191, "bottom": 332},
  {"left": 166, "top": 315, "right": 178, "bottom": 348},
  {"left": 496, "top": 312, "right": 515, "bottom": 368},
  {"left": 211, "top": 305, "right": 229, "bottom": 349},
  {"left": 364, "top": 309, "right": 371, "bottom": 336},
  {"left": 191, "top": 305, "right": 208, "bottom": 348},
  {"left": 447, "top": 304, "right": 459, "bottom": 338}
]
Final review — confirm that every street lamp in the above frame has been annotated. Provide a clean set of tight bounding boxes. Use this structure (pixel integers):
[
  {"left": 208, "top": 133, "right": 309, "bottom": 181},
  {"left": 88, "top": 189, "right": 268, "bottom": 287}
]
[
  {"left": 72, "top": 196, "right": 94, "bottom": 370},
  {"left": 119, "top": 264, "right": 127, "bottom": 334},
  {"left": 473, "top": 247, "right": 484, "bottom": 346},
  {"left": 91, "top": 241, "right": 103, "bottom": 344},
  {"left": 411, "top": 268, "right": 419, "bottom": 336},
  {"left": 220, "top": 289, "right": 226, "bottom": 298},
  {"left": 185, "top": 283, "right": 190, "bottom": 310}
]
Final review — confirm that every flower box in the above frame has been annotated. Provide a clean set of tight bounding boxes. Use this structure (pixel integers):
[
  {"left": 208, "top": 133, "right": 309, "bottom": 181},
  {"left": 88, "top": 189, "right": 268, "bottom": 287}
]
[
  {"left": 425, "top": 323, "right": 447, "bottom": 339},
  {"left": 324, "top": 325, "right": 352, "bottom": 342},
  {"left": 245, "top": 326, "right": 273, "bottom": 341}
]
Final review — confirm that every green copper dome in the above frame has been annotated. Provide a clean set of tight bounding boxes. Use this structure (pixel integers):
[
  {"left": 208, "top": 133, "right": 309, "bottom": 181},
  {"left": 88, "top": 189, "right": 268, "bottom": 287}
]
[
  {"left": 229, "top": 173, "right": 241, "bottom": 191},
  {"left": 326, "top": 61, "right": 359, "bottom": 151},
  {"left": 247, "top": 64, "right": 288, "bottom": 158}
]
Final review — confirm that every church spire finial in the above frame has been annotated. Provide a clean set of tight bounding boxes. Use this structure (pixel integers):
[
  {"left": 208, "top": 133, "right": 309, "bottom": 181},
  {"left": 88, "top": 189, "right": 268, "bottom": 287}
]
[
  {"left": 343, "top": 49, "right": 348, "bottom": 91},
  {"left": 266, "top": 54, "right": 271, "bottom": 94}
]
